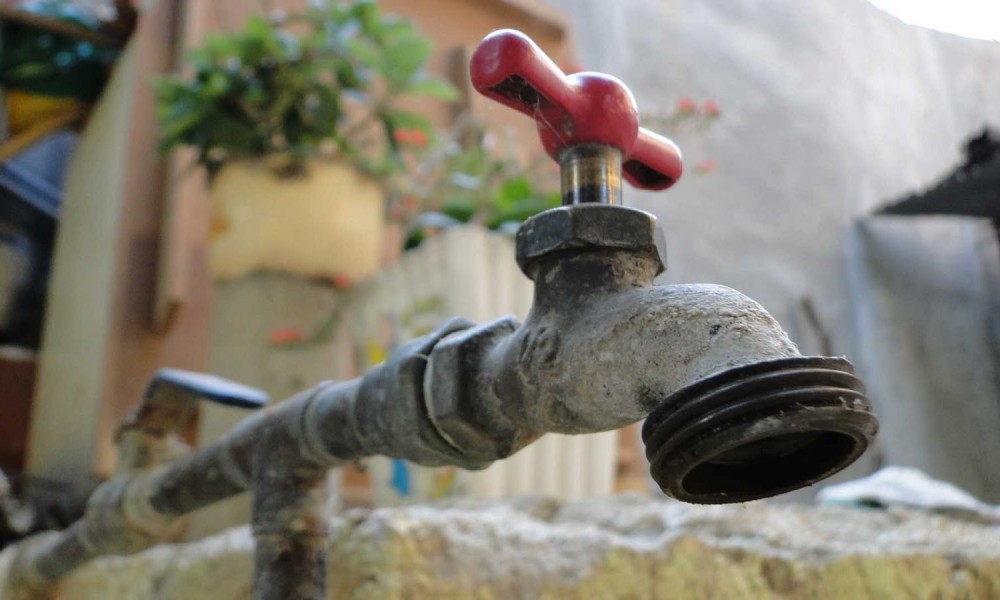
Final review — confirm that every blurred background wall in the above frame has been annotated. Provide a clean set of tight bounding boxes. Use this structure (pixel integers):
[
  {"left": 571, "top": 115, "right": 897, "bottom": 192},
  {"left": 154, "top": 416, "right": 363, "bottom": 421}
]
[{"left": 537, "top": 0, "right": 1000, "bottom": 499}]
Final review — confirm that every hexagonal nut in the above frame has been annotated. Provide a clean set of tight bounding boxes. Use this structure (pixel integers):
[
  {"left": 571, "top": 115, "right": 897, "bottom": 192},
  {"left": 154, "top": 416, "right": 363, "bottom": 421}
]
[
  {"left": 515, "top": 205, "right": 667, "bottom": 278},
  {"left": 425, "top": 316, "right": 520, "bottom": 465}
]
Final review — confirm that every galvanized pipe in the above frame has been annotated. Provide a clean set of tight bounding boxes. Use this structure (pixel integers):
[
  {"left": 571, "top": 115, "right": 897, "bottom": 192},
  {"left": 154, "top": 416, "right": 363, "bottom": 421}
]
[{"left": 1, "top": 326, "right": 478, "bottom": 600}]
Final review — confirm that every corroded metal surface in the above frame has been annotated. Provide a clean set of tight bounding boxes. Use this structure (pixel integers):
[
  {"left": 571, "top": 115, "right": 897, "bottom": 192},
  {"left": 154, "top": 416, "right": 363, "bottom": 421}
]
[{"left": 514, "top": 204, "right": 667, "bottom": 277}]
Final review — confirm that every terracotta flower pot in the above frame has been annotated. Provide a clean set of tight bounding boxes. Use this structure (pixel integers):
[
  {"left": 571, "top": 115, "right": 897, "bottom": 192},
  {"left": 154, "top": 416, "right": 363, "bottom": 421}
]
[{"left": 207, "top": 158, "right": 385, "bottom": 281}]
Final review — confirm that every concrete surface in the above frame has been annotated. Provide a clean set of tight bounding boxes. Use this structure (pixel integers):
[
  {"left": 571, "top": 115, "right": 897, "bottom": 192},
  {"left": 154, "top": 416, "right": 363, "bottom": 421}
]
[{"left": 3, "top": 495, "right": 998, "bottom": 599}]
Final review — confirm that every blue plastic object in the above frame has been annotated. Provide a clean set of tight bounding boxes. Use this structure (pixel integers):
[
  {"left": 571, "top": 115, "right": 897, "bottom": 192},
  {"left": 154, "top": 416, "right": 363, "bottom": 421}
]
[
  {"left": 0, "top": 130, "right": 75, "bottom": 219},
  {"left": 146, "top": 368, "right": 269, "bottom": 409}
]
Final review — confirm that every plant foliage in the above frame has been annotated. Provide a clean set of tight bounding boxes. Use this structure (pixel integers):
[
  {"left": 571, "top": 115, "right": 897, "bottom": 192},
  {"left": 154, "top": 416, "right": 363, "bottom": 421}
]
[
  {"left": 393, "top": 119, "right": 561, "bottom": 250},
  {"left": 154, "top": 0, "right": 457, "bottom": 176}
]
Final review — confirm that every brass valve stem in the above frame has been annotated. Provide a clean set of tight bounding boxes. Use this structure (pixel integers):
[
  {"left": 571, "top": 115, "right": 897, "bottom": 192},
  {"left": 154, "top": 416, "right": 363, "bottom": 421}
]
[{"left": 559, "top": 144, "right": 623, "bottom": 205}]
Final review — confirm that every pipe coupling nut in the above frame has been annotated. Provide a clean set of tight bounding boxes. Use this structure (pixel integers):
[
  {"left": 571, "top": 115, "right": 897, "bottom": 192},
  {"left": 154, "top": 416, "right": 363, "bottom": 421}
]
[
  {"left": 515, "top": 204, "right": 667, "bottom": 278},
  {"left": 425, "top": 317, "right": 526, "bottom": 464}
]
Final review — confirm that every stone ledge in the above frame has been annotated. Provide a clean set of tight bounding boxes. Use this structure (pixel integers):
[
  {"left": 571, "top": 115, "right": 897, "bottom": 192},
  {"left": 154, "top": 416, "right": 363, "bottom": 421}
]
[{"left": 2, "top": 495, "right": 999, "bottom": 599}]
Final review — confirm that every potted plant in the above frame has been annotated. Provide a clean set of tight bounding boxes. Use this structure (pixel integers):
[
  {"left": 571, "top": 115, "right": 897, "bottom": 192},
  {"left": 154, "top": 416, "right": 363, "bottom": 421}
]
[
  {"left": 272, "top": 118, "right": 561, "bottom": 346},
  {"left": 387, "top": 118, "right": 562, "bottom": 251},
  {"left": 154, "top": 0, "right": 456, "bottom": 280}
]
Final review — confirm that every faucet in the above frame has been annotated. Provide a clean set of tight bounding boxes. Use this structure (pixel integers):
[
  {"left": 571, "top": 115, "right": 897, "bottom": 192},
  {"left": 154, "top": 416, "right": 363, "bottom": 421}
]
[
  {"left": 3, "top": 30, "right": 877, "bottom": 600},
  {"left": 429, "top": 29, "right": 878, "bottom": 502}
]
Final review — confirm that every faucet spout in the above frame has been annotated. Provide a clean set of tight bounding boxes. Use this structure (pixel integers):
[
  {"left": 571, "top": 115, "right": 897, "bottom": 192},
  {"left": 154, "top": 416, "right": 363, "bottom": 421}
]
[{"left": 490, "top": 280, "right": 803, "bottom": 434}]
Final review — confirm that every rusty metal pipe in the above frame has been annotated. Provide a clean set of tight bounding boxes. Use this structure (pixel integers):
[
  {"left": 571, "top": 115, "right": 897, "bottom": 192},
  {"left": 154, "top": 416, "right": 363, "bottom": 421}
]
[
  {"left": 2, "top": 343, "right": 484, "bottom": 599},
  {"left": 2, "top": 372, "right": 267, "bottom": 599}
]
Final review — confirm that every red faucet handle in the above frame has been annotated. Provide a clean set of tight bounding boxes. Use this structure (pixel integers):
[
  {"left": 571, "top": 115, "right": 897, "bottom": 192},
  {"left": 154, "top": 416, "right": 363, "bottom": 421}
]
[
  {"left": 470, "top": 29, "right": 683, "bottom": 191},
  {"left": 625, "top": 129, "right": 684, "bottom": 191}
]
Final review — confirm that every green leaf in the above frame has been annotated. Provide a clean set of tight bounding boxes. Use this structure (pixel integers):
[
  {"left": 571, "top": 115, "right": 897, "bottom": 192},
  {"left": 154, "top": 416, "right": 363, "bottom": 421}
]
[
  {"left": 495, "top": 177, "right": 533, "bottom": 209},
  {"left": 404, "top": 227, "right": 427, "bottom": 250},
  {"left": 203, "top": 71, "right": 231, "bottom": 97},
  {"left": 302, "top": 85, "right": 341, "bottom": 127},
  {"left": 335, "top": 62, "right": 363, "bottom": 89},
  {"left": 384, "top": 110, "right": 432, "bottom": 135},
  {"left": 244, "top": 15, "right": 272, "bottom": 37},
  {"left": 343, "top": 38, "right": 381, "bottom": 69},
  {"left": 406, "top": 78, "right": 460, "bottom": 101},
  {"left": 351, "top": 0, "right": 382, "bottom": 36},
  {"left": 382, "top": 114, "right": 402, "bottom": 162},
  {"left": 382, "top": 37, "right": 431, "bottom": 87},
  {"left": 441, "top": 200, "right": 477, "bottom": 223},
  {"left": 158, "top": 106, "right": 202, "bottom": 141}
]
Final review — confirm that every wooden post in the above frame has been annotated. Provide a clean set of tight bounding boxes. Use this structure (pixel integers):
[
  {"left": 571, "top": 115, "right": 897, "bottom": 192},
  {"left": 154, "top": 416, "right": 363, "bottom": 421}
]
[{"left": 26, "top": 0, "right": 214, "bottom": 481}]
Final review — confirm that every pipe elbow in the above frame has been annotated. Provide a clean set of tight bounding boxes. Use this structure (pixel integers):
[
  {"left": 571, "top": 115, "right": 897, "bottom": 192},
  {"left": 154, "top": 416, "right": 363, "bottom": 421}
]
[
  {"left": 626, "top": 283, "right": 803, "bottom": 406},
  {"left": 490, "top": 283, "right": 800, "bottom": 435}
]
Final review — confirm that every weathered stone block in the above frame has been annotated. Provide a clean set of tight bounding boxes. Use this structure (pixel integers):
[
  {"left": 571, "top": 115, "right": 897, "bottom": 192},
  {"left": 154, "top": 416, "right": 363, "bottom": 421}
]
[{"left": 3, "top": 495, "right": 998, "bottom": 599}]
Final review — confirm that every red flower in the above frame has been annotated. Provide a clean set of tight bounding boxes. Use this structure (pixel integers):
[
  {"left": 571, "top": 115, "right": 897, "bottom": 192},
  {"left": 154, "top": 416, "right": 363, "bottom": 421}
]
[
  {"left": 401, "top": 196, "right": 419, "bottom": 209},
  {"left": 269, "top": 328, "right": 304, "bottom": 345},
  {"left": 393, "top": 129, "right": 429, "bottom": 146},
  {"left": 675, "top": 97, "right": 697, "bottom": 115},
  {"left": 331, "top": 275, "right": 353, "bottom": 289},
  {"left": 695, "top": 159, "right": 716, "bottom": 174},
  {"left": 703, "top": 99, "right": 721, "bottom": 117}
]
